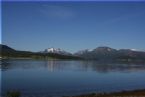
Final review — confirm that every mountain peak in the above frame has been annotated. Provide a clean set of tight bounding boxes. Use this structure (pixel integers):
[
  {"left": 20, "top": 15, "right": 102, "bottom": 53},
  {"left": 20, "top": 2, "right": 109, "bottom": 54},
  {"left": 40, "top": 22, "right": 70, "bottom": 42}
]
[
  {"left": 44, "top": 47, "right": 72, "bottom": 55},
  {"left": 45, "top": 48, "right": 61, "bottom": 53},
  {"left": 93, "top": 46, "right": 116, "bottom": 52}
]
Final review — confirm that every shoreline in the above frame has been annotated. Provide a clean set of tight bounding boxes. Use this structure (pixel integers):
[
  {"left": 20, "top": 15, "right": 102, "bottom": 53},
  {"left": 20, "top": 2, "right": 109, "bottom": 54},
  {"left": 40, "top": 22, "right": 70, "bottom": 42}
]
[
  {"left": 66, "top": 89, "right": 145, "bottom": 97},
  {"left": 5, "top": 89, "right": 145, "bottom": 97},
  {"left": 1, "top": 57, "right": 145, "bottom": 62}
]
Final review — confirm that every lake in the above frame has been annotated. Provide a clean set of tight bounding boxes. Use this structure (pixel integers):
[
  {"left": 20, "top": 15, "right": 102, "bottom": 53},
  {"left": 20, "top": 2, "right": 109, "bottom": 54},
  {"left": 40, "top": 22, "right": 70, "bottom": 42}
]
[{"left": 1, "top": 59, "right": 145, "bottom": 97}]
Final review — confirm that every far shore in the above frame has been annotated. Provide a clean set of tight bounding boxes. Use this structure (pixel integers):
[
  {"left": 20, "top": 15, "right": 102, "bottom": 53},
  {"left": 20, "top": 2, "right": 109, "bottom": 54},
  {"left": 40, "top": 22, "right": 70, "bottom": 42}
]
[
  {"left": 5, "top": 89, "right": 145, "bottom": 97},
  {"left": 66, "top": 89, "right": 145, "bottom": 97},
  {"left": 1, "top": 57, "right": 145, "bottom": 63}
]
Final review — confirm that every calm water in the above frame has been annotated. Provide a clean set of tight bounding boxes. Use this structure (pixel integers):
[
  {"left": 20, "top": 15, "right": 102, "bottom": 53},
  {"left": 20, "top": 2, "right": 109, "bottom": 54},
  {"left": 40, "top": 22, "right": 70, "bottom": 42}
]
[{"left": 1, "top": 59, "right": 145, "bottom": 97}]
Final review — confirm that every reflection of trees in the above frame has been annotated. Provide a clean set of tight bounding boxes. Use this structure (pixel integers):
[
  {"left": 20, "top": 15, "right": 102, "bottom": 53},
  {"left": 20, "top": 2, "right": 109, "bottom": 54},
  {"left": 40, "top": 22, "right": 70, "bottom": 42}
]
[
  {"left": 45, "top": 60, "right": 75, "bottom": 72},
  {"left": 1, "top": 59, "right": 145, "bottom": 73},
  {"left": 79, "top": 61, "right": 145, "bottom": 73},
  {"left": 1, "top": 59, "right": 47, "bottom": 71},
  {"left": 1, "top": 60, "right": 12, "bottom": 71},
  {"left": 45, "top": 60, "right": 145, "bottom": 73},
  {"left": 1, "top": 59, "right": 75, "bottom": 72}
]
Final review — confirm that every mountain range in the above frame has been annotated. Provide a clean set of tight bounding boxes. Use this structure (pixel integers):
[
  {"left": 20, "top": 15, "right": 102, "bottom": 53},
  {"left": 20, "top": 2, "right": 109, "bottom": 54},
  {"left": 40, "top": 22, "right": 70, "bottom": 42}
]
[
  {"left": 0, "top": 44, "right": 145, "bottom": 61},
  {"left": 75, "top": 47, "right": 145, "bottom": 61}
]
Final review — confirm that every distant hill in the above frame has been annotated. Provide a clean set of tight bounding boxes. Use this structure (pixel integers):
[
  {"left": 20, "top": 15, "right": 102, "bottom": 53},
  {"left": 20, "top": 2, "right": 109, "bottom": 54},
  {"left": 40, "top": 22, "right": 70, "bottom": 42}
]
[{"left": 0, "top": 44, "right": 16, "bottom": 52}]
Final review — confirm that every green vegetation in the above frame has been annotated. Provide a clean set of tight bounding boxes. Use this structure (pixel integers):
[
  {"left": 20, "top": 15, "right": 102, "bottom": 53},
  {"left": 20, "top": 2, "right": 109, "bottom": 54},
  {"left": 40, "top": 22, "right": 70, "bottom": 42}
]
[
  {"left": 1, "top": 51, "right": 82, "bottom": 60},
  {"left": 6, "top": 91, "right": 20, "bottom": 97}
]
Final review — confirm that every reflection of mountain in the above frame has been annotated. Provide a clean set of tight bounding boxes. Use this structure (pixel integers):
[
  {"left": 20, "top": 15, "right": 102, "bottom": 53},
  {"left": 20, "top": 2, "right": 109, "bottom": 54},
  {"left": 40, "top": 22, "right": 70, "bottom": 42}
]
[
  {"left": 79, "top": 61, "right": 145, "bottom": 73},
  {"left": 2, "top": 60, "right": 145, "bottom": 73},
  {"left": 45, "top": 60, "right": 72, "bottom": 72}
]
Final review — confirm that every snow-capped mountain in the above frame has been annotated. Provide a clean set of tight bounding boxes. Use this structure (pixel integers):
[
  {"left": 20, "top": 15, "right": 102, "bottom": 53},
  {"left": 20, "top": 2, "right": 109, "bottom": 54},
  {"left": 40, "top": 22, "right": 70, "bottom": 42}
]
[
  {"left": 75, "top": 47, "right": 116, "bottom": 55},
  {"left": 74, "top": 46, "right": 145, "bottom": 60},
  {"left": 43, "top": 48, "right": 72, "bottom": 55}
]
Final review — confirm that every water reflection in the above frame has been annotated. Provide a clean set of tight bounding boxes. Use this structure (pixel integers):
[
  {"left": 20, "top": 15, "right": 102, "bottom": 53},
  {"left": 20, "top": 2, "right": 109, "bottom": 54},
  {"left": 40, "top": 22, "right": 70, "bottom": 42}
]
[
  {"left": 2, "top": 59, "right": 145, "bottom": 97},
  {"left": 79, "top": 61, "right": 145, "bottom": 73},
  {"left": 1, "top": 59, "right": 145, "bottom": 73}
]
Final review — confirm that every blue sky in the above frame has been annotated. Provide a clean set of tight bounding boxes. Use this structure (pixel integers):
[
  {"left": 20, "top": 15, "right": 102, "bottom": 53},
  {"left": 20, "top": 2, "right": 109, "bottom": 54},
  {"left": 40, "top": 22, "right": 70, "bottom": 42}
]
[{"left": 2, "top": 1, "right": 145, "bottom": 52}]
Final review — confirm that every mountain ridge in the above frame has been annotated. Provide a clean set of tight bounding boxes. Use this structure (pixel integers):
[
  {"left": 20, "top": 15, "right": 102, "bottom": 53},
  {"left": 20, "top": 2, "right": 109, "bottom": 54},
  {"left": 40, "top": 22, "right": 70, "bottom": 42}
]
[
  {"left": 75, "top": 46, "right": 145, "bottom": 61},
  {"left": 1, "top": 44, "right": 145, "bottom": 61}
]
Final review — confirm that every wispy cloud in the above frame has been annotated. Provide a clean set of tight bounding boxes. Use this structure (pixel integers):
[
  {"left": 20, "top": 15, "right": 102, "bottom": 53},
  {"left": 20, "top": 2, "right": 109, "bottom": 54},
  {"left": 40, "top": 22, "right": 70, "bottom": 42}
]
[
  {"left": 101, "top": 11, "right": 145, "bottom": 25},
  {"left": 39, "top": 5, "right": 75, "bottom": 19}
]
